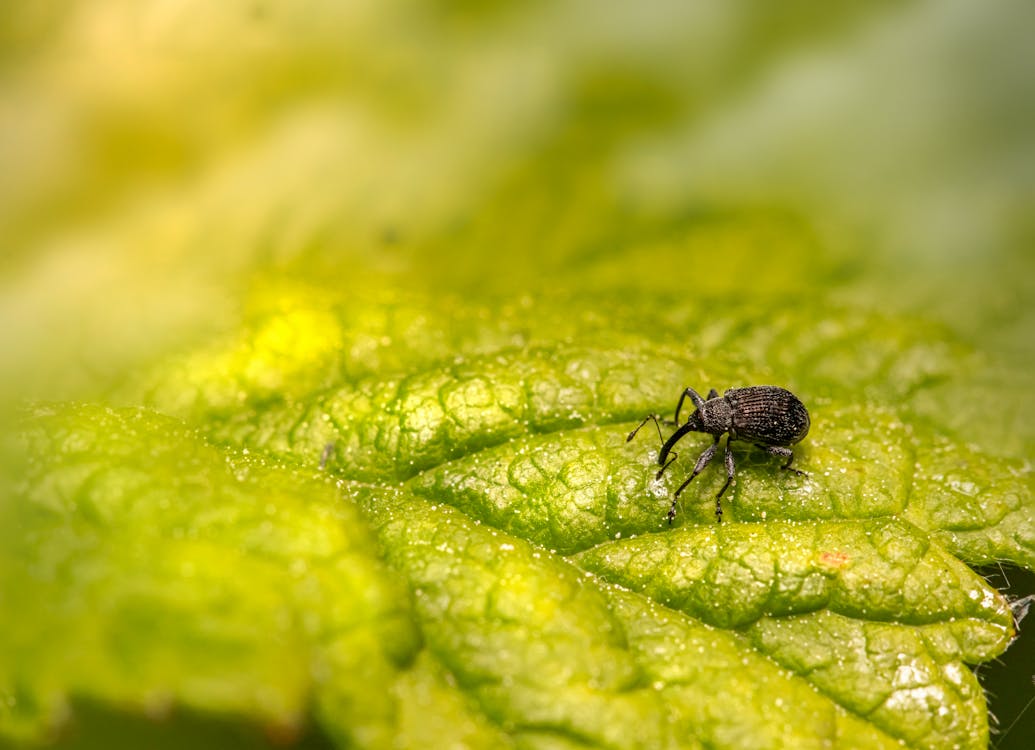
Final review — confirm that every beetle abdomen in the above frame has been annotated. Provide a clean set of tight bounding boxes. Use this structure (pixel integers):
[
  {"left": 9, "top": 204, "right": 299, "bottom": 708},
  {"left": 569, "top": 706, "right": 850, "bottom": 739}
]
[{"left": 726, "top": 386, "right": 810, "bottom": 446}]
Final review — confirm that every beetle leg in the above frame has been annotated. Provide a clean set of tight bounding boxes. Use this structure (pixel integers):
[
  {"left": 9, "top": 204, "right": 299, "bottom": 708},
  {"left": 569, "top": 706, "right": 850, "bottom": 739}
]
[
  {"left": 674, "top": 437, "right": 720, "bottom": 497},
  {"left": 706, "top": 388, "right": 719, "bottom": 400},
  {"left": 668, "top": 436, "right": 720, "bottom": 524},
  {"left": 672, "top": 387, "right": 706, "bottom": 424},
  {"left": 764, "top": 445, "right": 807, "bottom": 476},
  {"left": 716, "top": 439, "right": 735, "bottom": 499},
  {"left": 708, "top": 439, "right": 735, "bottom": 522}
]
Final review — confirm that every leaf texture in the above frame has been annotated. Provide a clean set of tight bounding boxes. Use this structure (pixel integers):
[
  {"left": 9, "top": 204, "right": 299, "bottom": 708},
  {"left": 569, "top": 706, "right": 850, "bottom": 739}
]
[{"left": 5, "top": 292, "right": 1031, "bottom": 750}]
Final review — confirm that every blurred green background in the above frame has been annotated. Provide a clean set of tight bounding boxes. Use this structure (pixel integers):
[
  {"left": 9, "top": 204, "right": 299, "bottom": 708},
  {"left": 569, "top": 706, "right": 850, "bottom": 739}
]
[
  {"left": 2, "top": 1, "right": 1033, "bottom": 399},
  {"left": 1, "top": 1, "right": 1033, "bottom": 747}
]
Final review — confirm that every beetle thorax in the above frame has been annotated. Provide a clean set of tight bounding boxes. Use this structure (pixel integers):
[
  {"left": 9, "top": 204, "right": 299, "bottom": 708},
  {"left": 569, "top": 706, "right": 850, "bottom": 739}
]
[{"left": 696, "top": 398, "right": 733, "bottom": 435}]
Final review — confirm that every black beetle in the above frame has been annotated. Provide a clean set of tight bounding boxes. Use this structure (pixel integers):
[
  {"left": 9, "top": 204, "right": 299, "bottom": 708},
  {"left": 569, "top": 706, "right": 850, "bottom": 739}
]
[{"left": 628, "top": 386, "right": 810, "bottom": 523}]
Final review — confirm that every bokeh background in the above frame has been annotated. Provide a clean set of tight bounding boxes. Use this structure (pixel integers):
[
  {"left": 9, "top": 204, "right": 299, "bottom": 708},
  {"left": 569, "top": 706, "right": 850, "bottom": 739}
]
[{"left": 1, "top": 1, "right": 1033, "bottom": 747}]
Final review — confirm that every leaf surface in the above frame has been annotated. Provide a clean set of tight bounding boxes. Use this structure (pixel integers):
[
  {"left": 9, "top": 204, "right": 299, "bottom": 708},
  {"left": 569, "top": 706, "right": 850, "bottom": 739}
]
[
  {"left": 5, "top": 293, "right": 1031, "bottom": 750},
  {"left": 3, "top": 2, "right": 1034, "bottom": 748}
]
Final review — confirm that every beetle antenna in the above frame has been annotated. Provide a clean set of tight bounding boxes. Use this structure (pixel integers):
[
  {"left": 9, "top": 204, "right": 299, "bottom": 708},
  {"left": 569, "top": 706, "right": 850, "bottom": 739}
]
[{"left": 627, "top": 414, "right": 665, "bottom": 444}]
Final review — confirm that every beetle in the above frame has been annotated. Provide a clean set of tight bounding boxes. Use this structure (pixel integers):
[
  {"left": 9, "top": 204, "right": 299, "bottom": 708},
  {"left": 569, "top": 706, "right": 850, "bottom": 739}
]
[{"left": 628, "top": 385, "right": 810, "bottom": 523}]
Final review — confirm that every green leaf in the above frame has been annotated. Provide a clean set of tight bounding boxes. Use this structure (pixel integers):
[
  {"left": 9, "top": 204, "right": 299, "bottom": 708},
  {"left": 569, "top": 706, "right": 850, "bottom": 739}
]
[
  {"left": 359, "top": 488, "right": 902, "bottom": 750},
  {"left": 5, "top": 290, "right": 1031, "bottom": 749},
  {"left": 3, "top": 3, "right": 1034, "bottom": 748},
  {"left": 2, "top": 404, "right": 424, "bottom": 748},
  {"left": 574, "top": 520, "right": 1010, "bottom": 745}
]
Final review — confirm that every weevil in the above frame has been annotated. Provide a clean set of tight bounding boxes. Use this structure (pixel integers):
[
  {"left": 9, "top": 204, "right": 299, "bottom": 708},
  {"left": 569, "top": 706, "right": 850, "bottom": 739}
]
[{"left": 628, "top": 386, "right": 810, "bottom": 523}]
